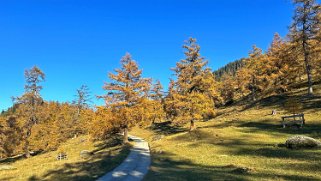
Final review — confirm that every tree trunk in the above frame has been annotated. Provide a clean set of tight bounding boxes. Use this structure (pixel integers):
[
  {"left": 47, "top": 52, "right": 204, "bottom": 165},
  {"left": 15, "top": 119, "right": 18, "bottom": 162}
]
[
  {"left": 301, "top": 12, "right": 313, "bottom": 96},
  {"left": 24, "top": 139, "right": 30, "bottom": 158},
  {"left": 76, "top": 107, "right": 80, "bottom": 122},
  {"left": 123, "top": 126, "right": 129, "bottom": 144},
  {"left": 303, "top": 42, "right": 313, "bottom": 95},
  {"left": 152, "top": 115, "right": 156, "bottom": 124},
  {"left": 152, "top": 107, "right": 157, "bottom": 124},
  {"left": 306, "top": 60, "right": 313, "bottom": 95},
  {"left": 24, "top": 124, "right": 32, "bottom": 158},
  {"left": 252, "top": 76, "right": 256, "bottom": 101},
  {"left": 190, "top": 120, "right": 196, "bottom": 131}
]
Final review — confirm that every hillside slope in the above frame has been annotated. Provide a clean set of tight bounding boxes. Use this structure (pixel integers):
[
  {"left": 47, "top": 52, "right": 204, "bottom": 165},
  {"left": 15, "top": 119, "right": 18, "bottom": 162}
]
[
  {"left": 0, "top": 136, "right": 130, "bottom": 181},
  {"left": 132, "top": 82, "right": 321, "bottom": 181}
]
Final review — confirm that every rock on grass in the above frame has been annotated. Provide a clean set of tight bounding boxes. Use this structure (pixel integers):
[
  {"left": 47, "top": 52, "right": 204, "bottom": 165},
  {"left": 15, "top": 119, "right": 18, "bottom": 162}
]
[
  {"left": 286, "top": 135, "right": 321, "bottom": 149},
  {"left": 80, "top": 150, "right": 93, "bottom": 159}
]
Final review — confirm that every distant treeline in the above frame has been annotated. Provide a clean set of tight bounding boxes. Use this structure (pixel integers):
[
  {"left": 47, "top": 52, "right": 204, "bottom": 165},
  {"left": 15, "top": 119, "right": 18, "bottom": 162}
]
[{"left": 213, "top": 59, "right": 245, "bottom": 80}]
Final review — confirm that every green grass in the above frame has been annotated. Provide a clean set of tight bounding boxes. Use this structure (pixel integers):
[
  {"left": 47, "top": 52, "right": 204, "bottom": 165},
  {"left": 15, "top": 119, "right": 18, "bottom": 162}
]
[
  {"left": 131, "top": 84, "right": 321, "bottom": 181},
  {"left": 0, "top": 135, "right": 131, "bottom": 181}
]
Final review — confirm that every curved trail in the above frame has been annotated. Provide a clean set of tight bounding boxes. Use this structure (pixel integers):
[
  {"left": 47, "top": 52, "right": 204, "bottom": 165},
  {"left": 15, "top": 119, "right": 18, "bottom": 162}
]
[{"left": 97, "top": 135, "right": 151, "bottom": 181}]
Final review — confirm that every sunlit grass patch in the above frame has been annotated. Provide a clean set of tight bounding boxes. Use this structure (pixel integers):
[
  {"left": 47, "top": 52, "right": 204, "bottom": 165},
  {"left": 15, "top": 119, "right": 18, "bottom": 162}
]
[
  {"left": 0, "top": 135, "right": 131, "bottom": 181},
  {"left": 132, "top": 104, "right": 321, "bottom": 180}
]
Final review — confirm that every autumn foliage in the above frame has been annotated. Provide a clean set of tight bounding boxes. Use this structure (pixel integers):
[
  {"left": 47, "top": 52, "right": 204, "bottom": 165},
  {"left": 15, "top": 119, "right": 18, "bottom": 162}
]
[
  {"left": 215, "top": 0, "right": 321, "bottom": 105},
  {"left": 99, "top": 53, "right": 152, "bottom": 143},
  {"left": 167, "top": 38, "right": 218, "bottom": 131},
  {"left": 0, "top": 0, "right": 320, "bottom": 159}
]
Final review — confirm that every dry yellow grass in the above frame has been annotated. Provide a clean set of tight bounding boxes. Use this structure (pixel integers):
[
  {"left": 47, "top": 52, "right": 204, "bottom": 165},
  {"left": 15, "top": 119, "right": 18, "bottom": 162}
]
[
  {"left": 0, "top": 135, "right": 130, "bottom": 181},
  {"left": 131, "top": 86, "right": 321, "bottom": 180}
]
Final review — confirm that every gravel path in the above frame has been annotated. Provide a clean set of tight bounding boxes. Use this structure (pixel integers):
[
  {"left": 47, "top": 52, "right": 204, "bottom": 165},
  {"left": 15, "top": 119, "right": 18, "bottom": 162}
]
[{"left": 97, "top": 135, "right": 151, "bottom": 181}]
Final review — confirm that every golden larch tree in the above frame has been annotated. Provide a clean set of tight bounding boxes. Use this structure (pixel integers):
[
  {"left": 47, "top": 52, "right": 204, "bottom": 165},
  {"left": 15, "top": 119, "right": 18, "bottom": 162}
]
[
  {"left": 172, "top": 38, "right": 217, "bottom": 131},
  {"left": 15, "top": 66, "right": 45, "bottom": 158},
  {"left": 289, "top": 0, "right": 321, "bottom": 95},
  {"left": 149, "top": 80, "right": 165, "bottom": 124},
  {"left": 102, "top": 53, "right": 151, "bottom": 143}
]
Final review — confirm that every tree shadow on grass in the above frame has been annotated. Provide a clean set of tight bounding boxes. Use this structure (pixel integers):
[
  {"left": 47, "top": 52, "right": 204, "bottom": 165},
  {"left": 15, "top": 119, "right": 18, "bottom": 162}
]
[
  {"left": 145, "top": 150, "right": 320, "bottom": 181},
  {"left": 237, "top": 92, "right": 321, "bottom": 113},
  {"left": 91, "top": 137, "right": 122, "bottom": 154},
  {"left": 146, "top": 150, "right": 248, "bottom": 181},
  {"left": 171, "top": 128, "right": 321, "bottom": 168},
  {"left": 227, "top": 141, "right": 321, "bottom": 179},
  {"left": 200, "top": 119, "right": 243, "bottom": 129},
  {"left": 201, "top": 117, "right": 321, "bottom": 139},
  {"left": 171, "top": 129, "right": 218, "bottom": 143},
  {"left": 238, "top": 121, "right": 321, "bottom": 138},
  {"left": 240, "top": 95, "right": 288, "bottom": 111},
  {"left": 301, "top": 95, "right": 321, "bottom": 111},
  {"left": 149, "top": 121, "right": 187, "bottom": 136},
  {"left": 233, "top": 145, "right": 321, "bottom": 161},
  {"left": 28, "top": 140, "right": 131, "bottom": 181},
  {"left": 0, "top": 154, "right": 25, "bottom": 164},
  {"left": 173, "top": 135, "right": 321, "bottom": 180}
]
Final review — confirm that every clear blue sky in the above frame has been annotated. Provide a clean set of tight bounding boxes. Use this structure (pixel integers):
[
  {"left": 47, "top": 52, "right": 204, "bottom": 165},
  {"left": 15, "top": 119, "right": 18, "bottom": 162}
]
[{"left": 0, "top": 0, "right": 297, "bottom": 111}]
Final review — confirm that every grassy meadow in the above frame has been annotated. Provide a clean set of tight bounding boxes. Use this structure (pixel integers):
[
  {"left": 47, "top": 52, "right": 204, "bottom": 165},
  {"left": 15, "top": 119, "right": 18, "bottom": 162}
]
[
  {"left": 1, "top": 83, "right": 321, "bottom": 181},
  {"left": 131, "top": 84, "right": 321, "bottom": 181},
  {"left": 0, "top": 135, "right": 130, "bottom": 181}
]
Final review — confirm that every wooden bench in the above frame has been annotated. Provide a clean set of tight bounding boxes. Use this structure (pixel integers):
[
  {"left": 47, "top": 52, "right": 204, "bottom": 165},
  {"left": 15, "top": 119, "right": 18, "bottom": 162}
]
[
  {"left": 281, "top": 114, "right": 305, "bottom": 128},
  {"left": 57, "top": 152, "right": 68, "bottom": 161}
]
